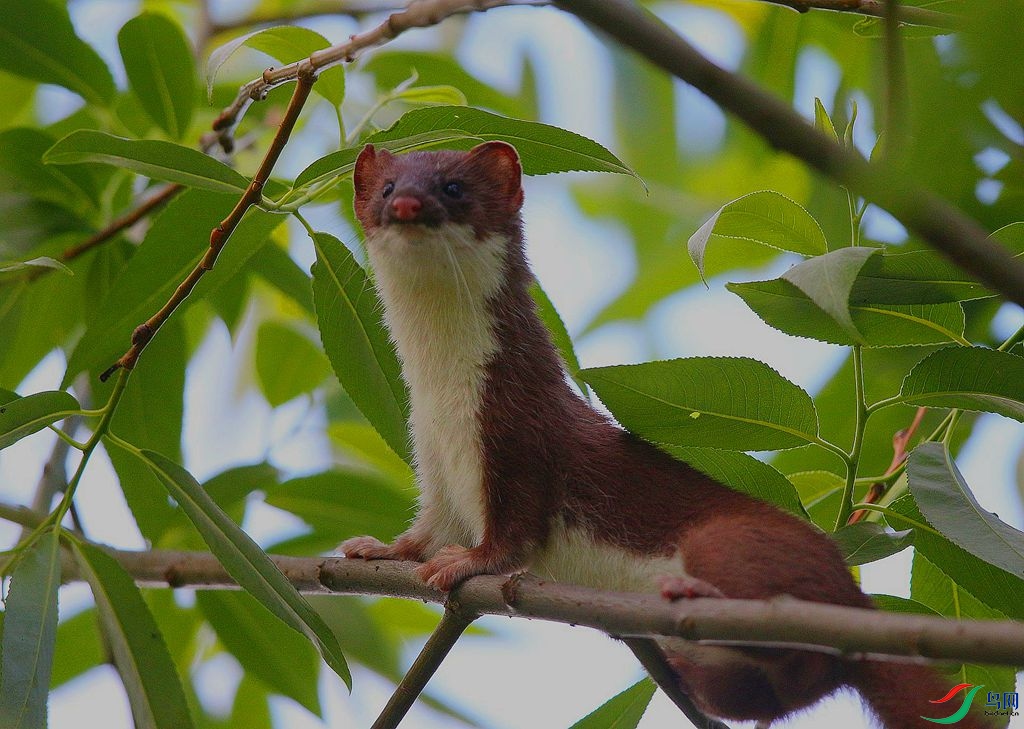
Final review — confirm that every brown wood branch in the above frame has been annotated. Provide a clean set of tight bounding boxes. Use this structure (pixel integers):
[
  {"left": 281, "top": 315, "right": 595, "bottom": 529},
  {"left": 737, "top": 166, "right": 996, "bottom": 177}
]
[
  {"left": 99, "top": 71, "right": 317, "bottom": 382},
  {"left": 758, "top": 0, "right": 960, "bottom": 30},
  {"left": 52, "top": 546, "right": 1024, "bottom": 668},
  {"left": 210, "top": 0, "right": 545, "bottom": 148}
]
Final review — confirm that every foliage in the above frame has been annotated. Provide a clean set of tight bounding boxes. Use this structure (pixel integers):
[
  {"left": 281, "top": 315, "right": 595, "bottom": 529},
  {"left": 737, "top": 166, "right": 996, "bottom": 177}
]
[{"left": 0, "top": 1, "right": 1021, "bottom": 728}]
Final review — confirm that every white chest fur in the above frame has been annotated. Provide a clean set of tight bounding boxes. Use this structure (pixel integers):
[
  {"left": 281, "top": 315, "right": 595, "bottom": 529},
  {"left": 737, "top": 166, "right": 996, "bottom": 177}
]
[{"left": 367, "top": 224, "right": 507, "bottom": 547}]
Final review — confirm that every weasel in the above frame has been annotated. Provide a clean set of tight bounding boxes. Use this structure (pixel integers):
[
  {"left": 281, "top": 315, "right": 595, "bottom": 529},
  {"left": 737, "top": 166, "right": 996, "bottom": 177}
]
[{"left": 340, "top": 141, "right": 991, "bottom": 728}]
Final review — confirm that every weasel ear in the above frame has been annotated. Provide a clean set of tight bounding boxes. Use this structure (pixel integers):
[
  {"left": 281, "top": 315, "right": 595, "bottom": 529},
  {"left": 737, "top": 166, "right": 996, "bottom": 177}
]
[
  {"left": 353, "top": 145, "right": 394, "bottom": 222},
  {"left": 468, "top": 141, "right": 523, "bottom": 211}
]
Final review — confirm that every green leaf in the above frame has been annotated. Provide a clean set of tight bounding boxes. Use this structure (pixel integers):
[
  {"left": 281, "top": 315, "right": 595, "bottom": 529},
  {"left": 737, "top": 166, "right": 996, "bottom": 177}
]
[
  {"left": 293, "top": 105, "right": 636, "bottom": 190},
  {"left": 895, "top": 346, "right": 1024, "bottom": 420},
  {"left": 581, "top": 358, "right": 820, "bottom": 451},
  {"left": 663, "top": 446, "right": 806, "bottom": 517},
  {"left": 45, "top": 131, "right": 248, "bottom": 194},
  {"left": 830, "top": 522, "right": 914, "bottom": 566},
  {"left": 0, "top": 529, "right": 60, "bottom": 729},
  {"left": 64, "top": 190, "right": 283, "bottom": 383},
  {"left": 568, "top": 678, "right": 656, "bottom": 729},
  {"left": 327, "top": 422, "right": 415, "bottom": 485},
  {"left": 870, "top": 594, "right": 942, "bottom": 617},
  {"left": 0, "top": 0, "right": 115, "bottom": 105},
  {"left": 248, "top": 243, "right": 314, "bottom": 314},
  {"left": 255, "top": 321, "right": 332, "bottom": 407},
  {"left": 529, "top": 281, "right": 588, "bottom": 397},
  {"left": 206, "top": 26, "right": 344, "bottom": 107},
  {"left": 70, "top": 540, "right": 194, "bottom": 729},
  {"left": 850, "top": 249, "right": 1000, "bottom": 304},
  {"left": 0, "top": 256, "right": 71, "bottom": 275},
  {"left": 888, "top": 495, "right": 1024, "bottom": 621},
  {"left": 132, "top": 448, "right": 350, "bottom": 686},
  {"left": 118, "top": 13, "right": 196, "bottom": 140},
  {"left": 813, "top": 98, "right": 839, "bottom": 144},
  {"left": 0, "top": 390, "right": 79, "bottom": 450},
  {"left": 196, "top": 591, "right": 321, "bottom": 716},
  {"left": 687, "top": 191, "right": 828, "bottom": 279},
  {"left": 787, "top": 470, "right": 846, "bottom": 531},
  {"left": 50, "top": 609, "right": 104, "bottom": 690},
  {"left": 0, "top": 127, "right": 100, "bottom": 215},
  {"left": 394, "top": 84, "right": 468, "bottom": 106},
  {"left": 911, "top": 551, "right": 1017, "bottom": 724},
  {"left": 265, "top": 470, "right": 413, "bottom": 541},
  {"left": 729, "top": 278, "right": 967, "bottom": 347},
  {"left": 781, "top": 246, "right": 879, "bottom": 342},
  {"left": 908, "top": 442, "right": 1024, "bottom": 578},
  {"left": 311, "top": 232, "right": 410, "bottom": 463}
]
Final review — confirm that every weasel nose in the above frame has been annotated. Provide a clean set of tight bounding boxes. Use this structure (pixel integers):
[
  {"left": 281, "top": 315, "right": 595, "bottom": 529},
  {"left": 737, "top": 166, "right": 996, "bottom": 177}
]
[{"left": 390, "top": 195, "right": 422, "bottom": 222}]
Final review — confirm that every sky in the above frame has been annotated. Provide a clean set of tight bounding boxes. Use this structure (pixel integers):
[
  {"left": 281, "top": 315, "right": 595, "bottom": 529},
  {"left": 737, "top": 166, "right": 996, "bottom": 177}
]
[{"left": 1, "top": 1, "right": 1022, "bottom": 728}]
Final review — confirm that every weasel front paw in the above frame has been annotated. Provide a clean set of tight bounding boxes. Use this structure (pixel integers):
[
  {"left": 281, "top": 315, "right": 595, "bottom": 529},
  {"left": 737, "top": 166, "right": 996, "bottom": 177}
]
[
  {"left": 659, "top": 574, "right": 726, "bottom": 600},
  {"left": 417, "top": 545, "right": 490, "bottom": 591},
  {"left": 339, "top": 535, "right": 423, "bottom": 561}
]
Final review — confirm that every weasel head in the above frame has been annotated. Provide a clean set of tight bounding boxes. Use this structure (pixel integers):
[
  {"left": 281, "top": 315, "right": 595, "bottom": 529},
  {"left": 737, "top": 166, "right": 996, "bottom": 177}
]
[{"left": 353, "top": 141, "right": 524, "bottom": 242}]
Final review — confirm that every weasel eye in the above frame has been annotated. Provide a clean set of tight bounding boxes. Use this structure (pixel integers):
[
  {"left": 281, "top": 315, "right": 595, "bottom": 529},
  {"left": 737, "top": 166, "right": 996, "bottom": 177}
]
[
  {"left": 382, "top": 182, "right": 395, "bottom": 199},
  {"left": 443, "top": 181, "right": 462, "bottom": 199}
]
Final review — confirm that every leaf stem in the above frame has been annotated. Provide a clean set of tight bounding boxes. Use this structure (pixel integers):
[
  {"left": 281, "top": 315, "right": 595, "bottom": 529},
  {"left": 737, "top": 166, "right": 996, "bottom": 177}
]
[
  {"left": 836, "top": 346, "right": 867, "bottom": 529},
  {"left": 46, "top": 425, "right": 87, "bottom": 451},
  {"left": 997, "top": 321, "right": 1024, "bottom": 352}
]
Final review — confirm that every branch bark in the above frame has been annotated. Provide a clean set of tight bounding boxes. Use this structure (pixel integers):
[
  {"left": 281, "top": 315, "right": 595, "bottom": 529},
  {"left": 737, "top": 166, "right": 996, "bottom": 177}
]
[
  {"left": 555, "top": 0, "right": 1024, "bottom": 310},
  {"left": 56, "top": 547, "right": 1024, "bottom": 668}
]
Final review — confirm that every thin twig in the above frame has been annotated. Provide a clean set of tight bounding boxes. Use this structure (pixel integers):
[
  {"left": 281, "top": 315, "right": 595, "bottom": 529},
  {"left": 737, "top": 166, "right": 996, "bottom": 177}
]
[
  {"left": 210, "top": 0, "right": 544, "bottom": 148},
  {"left": 620, "top": 637, "right": 731, "bottom": 729},
  {"left": 757, "top": 0, "right": 959, "bottom": 30},
  {"left": 48, "top": 546, "right": 1024, "bottom": 667},
  {"left": 100, "top": 71, "right": 316, "bottom": 381},
  {"left": 555, "top": 0, "right": 1024, "bottom": 310},
  {"left": 371, "top": 608, "right": 477, "bottom": 729},
  {"left": 881, "top": 0, "right": 908, "bottom": 160},
  {"left": 848, "top": 406, "right": 926, "bottom": 524}
]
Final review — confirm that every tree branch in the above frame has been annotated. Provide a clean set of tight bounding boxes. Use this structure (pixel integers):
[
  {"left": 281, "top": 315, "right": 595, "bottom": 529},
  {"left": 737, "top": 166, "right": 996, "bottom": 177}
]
[
  {"left": 53, "top": 546, "right": 1024, "bottom": 668},
  {"left": 555, "top": 0, "right": 1024, "bottom": 310},
  {"left": 100, "top": 72, "right": 316, "bottom": 381},
  {"left": 372, "top": 609, "right": 477, "bottom": 729},
  {"left": 210, "top": 0, "right": 544, "bottom": 148},
  {"left": 755, "top": 0, "right": 960, "bottom": 30}
]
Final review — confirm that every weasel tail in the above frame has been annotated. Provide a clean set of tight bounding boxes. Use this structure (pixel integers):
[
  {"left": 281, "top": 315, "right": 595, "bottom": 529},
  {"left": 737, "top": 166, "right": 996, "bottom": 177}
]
[{"left": 340, "top": 141, "right": 994, "bottom": 728}]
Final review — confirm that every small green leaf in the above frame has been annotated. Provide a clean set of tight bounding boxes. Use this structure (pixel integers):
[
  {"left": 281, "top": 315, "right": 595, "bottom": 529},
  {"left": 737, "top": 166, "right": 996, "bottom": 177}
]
[
  {"left": 70, "top": 540, "right": 194, "bottom": 729},
  {"left": 394, "top": 84, "right": 468, "bottom": 106},
  {"left": 787, "top": 470, "right": 845, "bottom": 531},
  {"left": 206, "top": 25, "right": 344, "bottom": 107},
  {"left": 529, "top": 281, "right": 588, "bottom": 397},
  {"left": 568, "top": 678, "right": 656, "bottom": 729},
  {"left": 781, "top": 246, "right": 879, "bottom": 342},
  {"left": 581, "top": 358, "right": 819, "bottom": 451},
  {"left": 248, "top": 244, "right": 314, "bottom": 314},
  {"left": 0, "top": 127, "right": 100, "bottom": 215},
  {"left": 0, "top": 390, "right": 79, "bottom": 450},
  {"left": 293, "top": 106, "right": 636, "bottom": 190},
  {"left": 0, "top": 0, "right": 115, "bottom": 105},
  {"left": 45, "top": 131, "right": 248, "bottom": 194},
  {"left": 255, "top": 322, "right": 332, "bottom": 407},
  {"left": 0, "top": 257, "right": 72, "bottom": 275},
  {"left": 265, "top": 470, "right": 413, "bottom": 541},
  {"left": 729, "top": 278, "right": 966, "bottom": 347},
  {"left": 688, "top": 191, "right": 828, "bottom": 279},
  {"left": 895, "top": 346, "right": 1024, "bottom": 421},
  {"left": 132, "top": 448, "right": 350, "bottom": 686},
  {"left": 311, "top": 232, "right": 410, "bottom": 463},
  {"left": 813, "top": 98, "right": 839, "bottom": 144},
  {"left": 196, "top": 591, "right": 321, "bottom": 716},
  {"left": 118, "top": 13, "right": 195, "bottom": 140},
  {"left": 908, "top": 442, "right": 1024, "bottom": 578},
  {"left": 50, "top": 609, "right": 104, "bottom": 690},
  {"left": 664, "top": 446, "right": 806, "bottom": 517},
  {"left": 0, "top": 529, "right": 61, "bottom": 729},
  {"left": 831, "top": 522, "right": 914, "bottom": 566}
]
